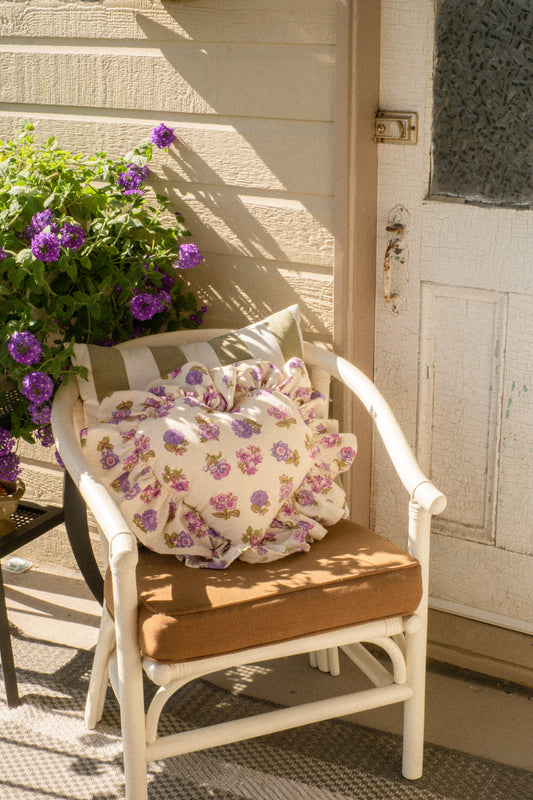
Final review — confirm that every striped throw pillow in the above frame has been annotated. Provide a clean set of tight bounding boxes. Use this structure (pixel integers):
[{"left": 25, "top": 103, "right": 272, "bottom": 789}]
[{"left": 72, "top": 305, "right": 303, "bottom": 426}]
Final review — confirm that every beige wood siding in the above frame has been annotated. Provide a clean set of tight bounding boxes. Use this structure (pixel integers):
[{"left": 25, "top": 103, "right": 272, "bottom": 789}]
[{"left": 0, "top": 0, "right": 338, "bottom": 563}]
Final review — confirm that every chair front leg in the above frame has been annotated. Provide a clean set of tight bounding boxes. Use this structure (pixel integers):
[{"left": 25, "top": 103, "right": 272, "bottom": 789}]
[{"left": 402, "top": 500, "right": 431, "bottom": 780}]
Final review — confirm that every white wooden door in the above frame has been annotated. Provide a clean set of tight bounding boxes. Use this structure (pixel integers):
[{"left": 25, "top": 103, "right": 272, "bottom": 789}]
[{"left": 372, "top": 0, "right": 533, "bottom": 633}]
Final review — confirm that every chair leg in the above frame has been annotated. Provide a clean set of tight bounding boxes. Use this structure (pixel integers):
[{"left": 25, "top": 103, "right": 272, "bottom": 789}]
[
  {"left": 85, "top": 606, "right": 115, "bottom": 728},
  {"left": 402, "top": 623, "right": 427, "bottom": 780},
  {"left": 120, "top": 656, "right": 149, "bottom": 800}
]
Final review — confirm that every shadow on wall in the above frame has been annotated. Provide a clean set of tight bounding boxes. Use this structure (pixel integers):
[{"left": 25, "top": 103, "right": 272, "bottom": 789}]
[{"left": 134, "top": 9, "right": 335, "bottom": 339}]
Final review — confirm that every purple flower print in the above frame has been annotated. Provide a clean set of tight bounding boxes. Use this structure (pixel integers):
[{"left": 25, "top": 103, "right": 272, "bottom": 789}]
[
  {"left": 278, "top": 473, "right": 294, "bottom": 500},
  {"left": 306, "top": 474, "right": 333, "bottom": 494},
  {"left": 185, "top": 368, "right": 204, "bottom": 386},
  {"left": 295, "top": 489, "right": 316, "bottom": 507},
  {"left": 231, "top": 418, "right": 262, "bottom": 439},
  {"left": 111, "top": 473, "right": 141, "bottom": 500},
  {"left": 184, "top": 396, "right": 201, "bottom": 408},
  {"left": 133, "top": 508, "right": 158, "bottom": 533},
  {"left": 177, "top": 531, "right": 194, "bottom": 547},
  {"left": 321, "top": 433, "right": 342, "bottom": 448},
  {"left": 184, "top": 509, "right": 209, "bottom": 536},
  {"left": 110, "top": 401, "right": 133, "bottom": 424},
  {"left": 162, "top": 466, "right": 190, "bottom": 493},
  {"left": 164, "top": 530, "right": 194, "bottom": 549},
  {"left": 163, "top": 428, "right": 188, "bottom": 454},
  {"left": 124, "top": 482, "right": 141, "bottom": 500},
  {"left": 204, "top": 452, "right": 231, "bottom": 480},
  {"left": 250, "top": 489, "right": 270, "bottom": 516},
  {"left": 210, "top": 493, "right": 240, "bottom": 520},
  {"left": 196, "top": 416, "right": 220, "bottom": 443},
  {"left": 271, "top": 441, "right": 290, "bottom": 462},
  {"left": 212, "top": 460, "right": 231, "bottom": 479},
  {"left": 101, "top": 451, "right": 120, "bottom": 470},
  {"left": 140, "top": 483, "right": 161, "bottom": 503},
  {"left": 338, "top": 446, "right": 356, "bottom": 464},
  {"left": 236, "top": 445, "right": 262, "bottom": 475},
  {"left": 268, "top": 404, "right": 297, "bottom": 428}
]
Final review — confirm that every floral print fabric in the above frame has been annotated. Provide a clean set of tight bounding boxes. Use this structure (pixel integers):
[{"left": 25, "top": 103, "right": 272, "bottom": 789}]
[{"left": 81, "top": 357, "right": 357, "bottom": 568}]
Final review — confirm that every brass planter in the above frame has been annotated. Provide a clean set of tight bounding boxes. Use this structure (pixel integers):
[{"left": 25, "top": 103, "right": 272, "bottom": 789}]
[{"left": 0, "top": 479, "right": 25, "bottom": 537}]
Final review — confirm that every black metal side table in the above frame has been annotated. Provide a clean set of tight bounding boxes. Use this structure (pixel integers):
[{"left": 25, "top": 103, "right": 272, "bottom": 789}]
[
  {"left": 0, "top": 499, "right": 65, "bottom": 706},
  {"left": 0, "top": 474, "right": 105, "bottom": 707}
]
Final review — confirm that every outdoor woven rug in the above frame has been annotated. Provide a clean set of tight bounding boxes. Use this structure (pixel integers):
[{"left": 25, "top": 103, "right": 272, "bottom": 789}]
[{"left": 0, "top": 627, "right": 531, "bottom": 800}]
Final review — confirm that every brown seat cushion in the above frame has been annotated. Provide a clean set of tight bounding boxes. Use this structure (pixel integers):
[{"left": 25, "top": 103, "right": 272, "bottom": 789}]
[{"left": 104, "top": 518, "right": 422, "bottom": 664}]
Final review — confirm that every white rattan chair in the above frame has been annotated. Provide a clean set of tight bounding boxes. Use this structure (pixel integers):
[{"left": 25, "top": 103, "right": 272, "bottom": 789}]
[{"left": 51, "top": 329, "right": 446, "bottom": 800}]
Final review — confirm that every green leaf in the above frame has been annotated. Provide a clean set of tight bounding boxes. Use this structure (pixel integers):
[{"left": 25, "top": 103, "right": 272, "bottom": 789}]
[
  {"left": 66, "top": 260, "right": 78, "bottom": 281},
  {"left": 15, "top": 248, "right": 33, "bottom": 265}
]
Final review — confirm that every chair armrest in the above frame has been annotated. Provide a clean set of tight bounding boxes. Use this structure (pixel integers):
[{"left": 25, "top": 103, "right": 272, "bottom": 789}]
[
  {"left": 51, "top": 379, "right": 138, "bottom": 560},
  {"left": 303, "top": 343, "right": 446, "bottom": 516}
]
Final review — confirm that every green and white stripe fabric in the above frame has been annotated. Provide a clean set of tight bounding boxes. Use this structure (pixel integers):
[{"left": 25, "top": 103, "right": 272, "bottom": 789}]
[{"left": 73, "top": 305, "right": 303, "bottom": 426}]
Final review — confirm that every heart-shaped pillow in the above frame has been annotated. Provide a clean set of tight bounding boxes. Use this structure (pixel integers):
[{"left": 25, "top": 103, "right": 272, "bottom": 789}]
[{"left": 81, "top": 358, "right": 357, "bottom": 567}]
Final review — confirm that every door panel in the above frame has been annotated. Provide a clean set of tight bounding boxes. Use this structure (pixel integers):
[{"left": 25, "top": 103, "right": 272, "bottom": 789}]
[{"left": 373, "top": 0, "right": 533, "bottom": 632}]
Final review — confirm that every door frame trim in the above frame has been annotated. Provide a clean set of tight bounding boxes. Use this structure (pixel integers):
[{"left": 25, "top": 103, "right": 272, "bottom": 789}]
[{"left": 334, "top": 0, "right": 380, "bottom": 525}]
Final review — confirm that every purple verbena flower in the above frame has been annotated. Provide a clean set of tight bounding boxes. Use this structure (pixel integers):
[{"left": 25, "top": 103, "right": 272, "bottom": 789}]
[
  {"left": 143, "top": 263, "right": 174, "bottom": 293},
  {"left": 150, "top": 123, "right": 175, "bottom": 149},
  {"left": 29, "top": 402, "right": 51, "bottom": 425},
  {"left": 60, "top": 223, "right": 86, "bottom": 251},
  {"left": 25, "top": 210, "right": 58, "bottom": 240},
  {"left": 175, "top": 243, "right": 204, "bottom": 270},
  {"left": 0, "top": 452, "right": 20, "bottom": 482},
  {"left": 8, "top": 331, "right": 42, "bottom": 366},
  {"left": 35, "top": 424, "right": 55, "bottom": 449},
  {"left": 155, "top": 290, "right": 172, "bottom": 312},
  {"left": 21, "top": 371, "right": 54, "bottom": 404},
  {"left": 0, "top": 427, "right": 16, "bottom": 456},
  {"left": 31, "top": 231, "right": 61, "bottom": 263},
  {"left": 129, "top": 293, "right": 159, "bottom": 321},
  {"left": 117, "top": 163, "right": 149, "bottom": 196},
  {"left": 0, "top": 247, "right": 8, "bottom": 261}
]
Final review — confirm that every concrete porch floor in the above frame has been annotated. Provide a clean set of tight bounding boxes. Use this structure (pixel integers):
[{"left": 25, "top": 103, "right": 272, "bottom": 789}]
[{"left": 2, "top": 560, "right": 532, "bottom": 774}]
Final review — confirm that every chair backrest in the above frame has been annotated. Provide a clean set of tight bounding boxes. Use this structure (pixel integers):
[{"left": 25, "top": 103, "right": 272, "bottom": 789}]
[{"left": 115, "top": 327, "right": 333, "bottom": 404}]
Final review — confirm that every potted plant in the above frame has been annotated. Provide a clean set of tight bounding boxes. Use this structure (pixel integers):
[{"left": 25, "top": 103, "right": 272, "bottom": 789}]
[{"left": 0, "top": 121, "right": 206, "bottom": 499}]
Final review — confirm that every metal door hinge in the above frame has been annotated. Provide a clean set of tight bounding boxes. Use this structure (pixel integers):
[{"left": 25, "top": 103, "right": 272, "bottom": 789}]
[{"left": 374, "top": 111, "right": 418, "bottom": 144}]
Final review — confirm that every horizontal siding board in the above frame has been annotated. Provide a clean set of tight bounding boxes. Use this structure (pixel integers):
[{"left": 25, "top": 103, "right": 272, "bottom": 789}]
[
  {"left": 0, "top": 1, "right": 335, "bottom": 44},
  {"left": 0, "top": 114, "right": 334, "bottom": 195},
  {"left": 187, "top": 253, "right": 333, "bottom": 338},
  {"left": 0, "top": 46, "right": 335, "bottom": 121},
  {"left": 170, "top": 190, "right": 334, "bottom": 267}
]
